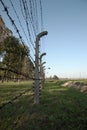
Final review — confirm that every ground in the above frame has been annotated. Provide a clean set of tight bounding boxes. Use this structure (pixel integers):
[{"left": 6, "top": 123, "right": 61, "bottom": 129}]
[{"left": 0, "top": 80, "right": 87, "bottom": 130}]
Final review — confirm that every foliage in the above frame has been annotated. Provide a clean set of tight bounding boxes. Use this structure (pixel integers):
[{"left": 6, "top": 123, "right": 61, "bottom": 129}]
[
  {"left": 53, "top": 75, "right": 59, "bottom": 79},
  {"left": 0, "top": 43, "right": 3, "bottom": 56},
  {"left": 3, "top": 36, "right": 27, "bottom": 69},
  {"left": 0, "top": 36, "right": 34, "bottom": 80}
]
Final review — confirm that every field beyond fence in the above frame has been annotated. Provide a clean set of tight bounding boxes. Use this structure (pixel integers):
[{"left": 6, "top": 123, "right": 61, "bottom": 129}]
[{"left": 0, "top": 80, "right": 87, "bottom": 130}]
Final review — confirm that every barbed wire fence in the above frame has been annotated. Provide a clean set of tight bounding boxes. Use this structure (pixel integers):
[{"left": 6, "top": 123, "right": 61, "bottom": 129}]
[{"left": 0, "top": 0, "right": 48, "bottom": 104}]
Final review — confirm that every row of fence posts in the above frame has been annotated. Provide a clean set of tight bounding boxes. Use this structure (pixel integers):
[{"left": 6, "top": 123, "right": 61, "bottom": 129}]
[{"left": 34, "top": 31, "right": 48, "bottom": 104}]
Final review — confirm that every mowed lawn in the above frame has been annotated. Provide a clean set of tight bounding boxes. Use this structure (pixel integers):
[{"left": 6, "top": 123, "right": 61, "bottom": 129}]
[{"left": 0, "top": 80, "right": 87, "bottom": 130}]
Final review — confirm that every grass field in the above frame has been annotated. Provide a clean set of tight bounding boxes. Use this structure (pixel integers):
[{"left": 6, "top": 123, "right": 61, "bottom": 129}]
[{"left": 0, "top": 80, "right": 87, "bottom": 130}]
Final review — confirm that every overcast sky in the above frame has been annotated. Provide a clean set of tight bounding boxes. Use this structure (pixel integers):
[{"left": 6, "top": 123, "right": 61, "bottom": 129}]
[{"left": 0, "top": 0, "right": 87, "bottom": 78}]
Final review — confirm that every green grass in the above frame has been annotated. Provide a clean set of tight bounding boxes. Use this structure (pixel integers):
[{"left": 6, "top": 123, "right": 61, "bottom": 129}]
[
  {"left": 0, "top": 80, "right": 87, "bottom": 130},
  {"left": 0, "top": 81, "right": 33, "bottom": 106}
]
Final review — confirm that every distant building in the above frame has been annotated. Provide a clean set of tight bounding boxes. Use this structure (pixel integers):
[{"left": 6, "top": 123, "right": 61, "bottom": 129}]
[{"left": 0, "top": 15, "right": 12, "bottom": 43}]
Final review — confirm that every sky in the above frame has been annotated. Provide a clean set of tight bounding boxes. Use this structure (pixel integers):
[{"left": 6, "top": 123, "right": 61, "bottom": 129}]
[
  {"left": 0, "top": 0, "right": 87, "bottom": 78},
  {"left": 43, "top": 0, "right": 87, "bottom": 78}
]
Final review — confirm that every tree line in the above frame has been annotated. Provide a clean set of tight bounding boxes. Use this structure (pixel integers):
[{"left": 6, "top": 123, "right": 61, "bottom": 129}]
[{"left": 0, "top": 36, "right": 34, "bottom": 82}]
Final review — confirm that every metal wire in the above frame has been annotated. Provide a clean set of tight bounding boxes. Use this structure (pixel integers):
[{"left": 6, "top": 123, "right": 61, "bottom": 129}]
[
  {"left": 21, "top": 0, "right": 35, "bottom": 48},
  {"left": 0, "top": 0, "right": 35, "bottom": 64}
]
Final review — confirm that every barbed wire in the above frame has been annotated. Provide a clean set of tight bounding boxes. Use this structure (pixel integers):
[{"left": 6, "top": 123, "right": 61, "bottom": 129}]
[
  {"left": 40, "top": 0, "right": 44, "bottom": 32},
  {"left": 28, "top": 0, "right": 38, "bottom": 35},
  {"left": 0, "top": 0, "right": 45, "bottom": 75},
  {"left": 28, "top": 0, "right": 37, "bottom": 36},
  {"left": 9, "top": 0, "right": 35, "bottom": 56},
  {"left": 19, "top": 0, "right": 35, "bottom": 56},
  {"left": 0, "top": 0, "right": 35, "bottom": 64},
  {"left": 21, "top": 0, "right": 35, "bottom": 49},
  {"left": 9, "top": 0, "right": 28, "bottom": 44},
  {"left": 39, "top": 0, "right": 45, "bottom": 56},
  {"left": 34, "top": 0, "right": 39, "bottom": 33}
]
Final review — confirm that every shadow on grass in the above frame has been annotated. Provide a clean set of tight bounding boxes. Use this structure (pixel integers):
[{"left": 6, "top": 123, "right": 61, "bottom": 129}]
[
  {"left": 0, "top": 81, "right": 33, "bottom": 106},
  {"left": 0, "top": 81, "right": 87, "bottom": 130}
]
